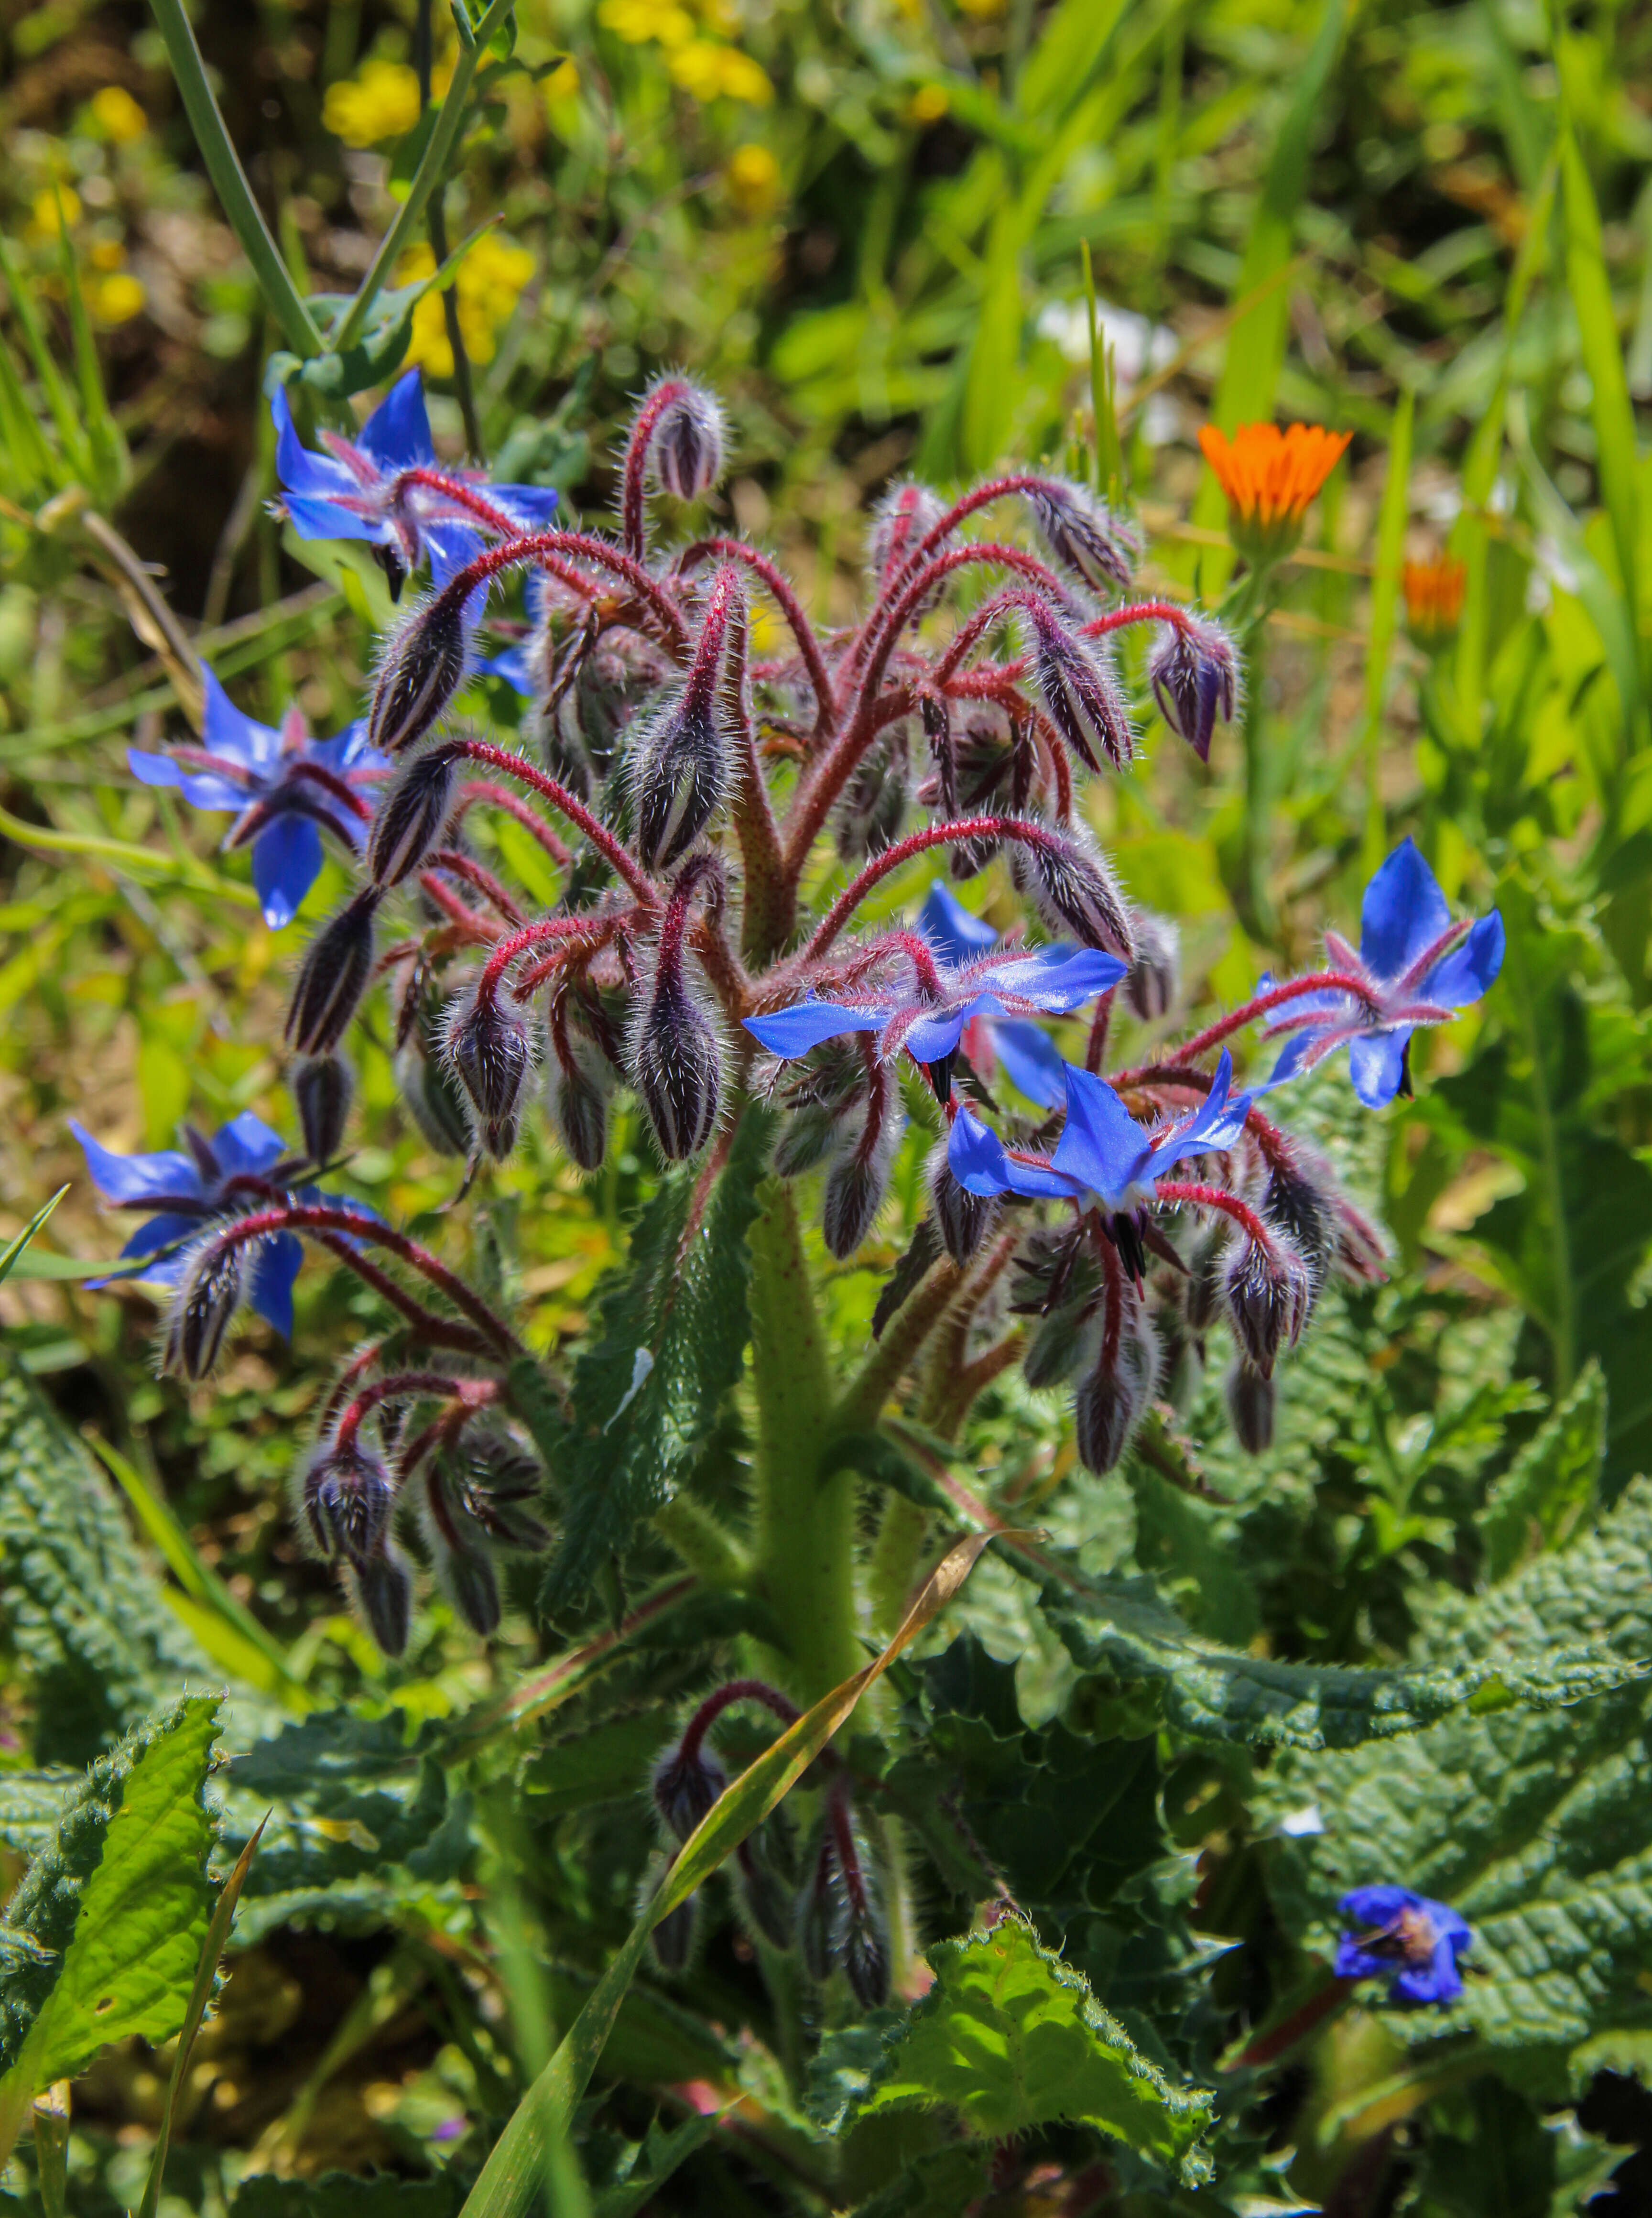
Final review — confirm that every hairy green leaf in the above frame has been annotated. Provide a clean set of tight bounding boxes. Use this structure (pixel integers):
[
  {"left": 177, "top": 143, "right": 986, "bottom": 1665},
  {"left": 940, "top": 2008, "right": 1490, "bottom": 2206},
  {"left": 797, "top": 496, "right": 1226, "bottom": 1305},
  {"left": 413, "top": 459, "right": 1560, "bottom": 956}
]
[
  {"left": 835, "top": 1916, "right": 1212, "bottom": 2177},
  {"left": 1477, "top": 1360, "right": 1604, "bottom": 1581},
  {"left": 540, "top": 1106, "right": 773, "bottom": 1609}
]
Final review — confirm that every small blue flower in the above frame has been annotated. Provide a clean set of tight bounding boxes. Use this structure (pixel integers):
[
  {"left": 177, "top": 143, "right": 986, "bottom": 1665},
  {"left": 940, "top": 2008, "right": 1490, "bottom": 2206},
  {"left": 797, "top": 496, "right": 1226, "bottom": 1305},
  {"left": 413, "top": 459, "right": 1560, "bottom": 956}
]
[
  {"left": 744, "top": 913, "right": 1125, "bottom": 1086},
  {"left": 272, "top": 369, "right": 560, "bottom": 593},
  {"left": 1335, "top": 1884, "right": 1471, "bottom": 2006},
  {"left": 129, "top": 667, "right": 385, "bottom": 931},
  {"left": 1262, "top": 840, "right": 1504, "bottom": 1109},
  {"left": 948, "top": 1051, "right": 1252, "bottom": 1213},
  {"left": 915, "top": 881, "right": 1071, "bottom": 1109},
  {"left": 73, "top": 1111, "right": 304, "bottom": 1337}
]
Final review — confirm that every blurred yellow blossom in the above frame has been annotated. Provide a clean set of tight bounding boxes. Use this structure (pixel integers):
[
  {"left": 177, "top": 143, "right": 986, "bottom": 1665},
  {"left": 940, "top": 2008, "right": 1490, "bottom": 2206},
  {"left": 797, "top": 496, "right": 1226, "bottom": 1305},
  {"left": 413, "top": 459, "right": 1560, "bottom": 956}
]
[
  {"left": 324, "top": 58, "right": 426, "bottom": 148},
  {"left": 397, "top": 233, "right": 536, "bottom": 378},
  {"left": 88, "top": 238, "right": 126, "bottom": 271},
  {"left": 543, "top": 57, "right": 579, "bottom": 103},
  {"left": 726, "top": 142, "right": 780, "bottom": 216},
  {"left": 598, "top": 0, "right": 695, "bottom": 45},
  {"left": 668, "top": 39, "right": 772, "bottom": 102},
  {"left": 90, "top": 272, "right": 145, "bottom": 325},
  {"left": 906, "top": 84, "right": 949, "bottom": 125},
  {"left": 31, "top": 186, "right": 80, "bottom": 237},
  {"left": 956, "top": 0, "right": 1007, "bottom": 16},
  {"left": 90, "top": 86, "right": 147, "bottom": 141}
]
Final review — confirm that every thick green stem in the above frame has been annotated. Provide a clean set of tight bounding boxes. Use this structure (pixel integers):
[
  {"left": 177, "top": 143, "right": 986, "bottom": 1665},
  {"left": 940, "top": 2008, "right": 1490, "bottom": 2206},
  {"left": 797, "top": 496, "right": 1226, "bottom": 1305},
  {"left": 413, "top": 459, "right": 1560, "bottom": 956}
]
[
  {"left": 147, "top": 0, "right": 323, "bottom": 359},
  {"left": 749, "top": 1181, "right": 860, "bottom": 1702},
  {"left": 869, "top": 1495, "right": 930, "bottom": 1637}
]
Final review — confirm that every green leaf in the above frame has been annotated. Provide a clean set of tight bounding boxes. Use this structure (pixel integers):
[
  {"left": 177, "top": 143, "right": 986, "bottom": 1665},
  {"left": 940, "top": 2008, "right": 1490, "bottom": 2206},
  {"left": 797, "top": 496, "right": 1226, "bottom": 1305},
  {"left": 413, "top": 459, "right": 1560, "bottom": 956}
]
[
  {"left": 1476, "top": 1360, "right": 1605, "bottom": 1581},
  {"left": 0, "top": 1352, "right": 208, "bottom": 1766},
  {"left": 0, "top": 1697, "right": 220, "bottom": 2085},
  {"left": 0, "top": 1190, "right": 65, "bottom": 1290},
  {"left": 590, "top": 2114, "right": 715, "bottom": 2218},
  {"left": 1558, "top": 121, "right": 1640, "bottom": 648},
  {"left": 837, "top": 1916, "right": 1213, "bottom": 2178},
  {"left": 1261, "top": 1472, "right": 1652, "bottom": 2050},
  {"left": 849, "top": 2147, "right": 992, "bottom": 2217},
  {"left": 521, "top": 1713, "right": 672, "bottom": 1815},
  {"left": 540, "top": 1106, "right": 774, "bottom": 1609}
]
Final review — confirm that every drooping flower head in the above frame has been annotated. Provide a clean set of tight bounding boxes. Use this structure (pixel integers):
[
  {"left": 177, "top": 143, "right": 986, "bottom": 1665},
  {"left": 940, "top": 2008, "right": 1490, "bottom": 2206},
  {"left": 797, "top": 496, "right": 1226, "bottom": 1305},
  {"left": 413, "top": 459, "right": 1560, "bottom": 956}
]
[
  {"left": 130, "top": 667, "right": 384, "bottom": 930},
  {"left": 1402, "top": 555, "right": 1467, "bottom": 648},
  {"left": 272, "top": 369, "right": 560, "bottom": 596},
  {"left": 1334, "top": 1884, "right": 1471, "bottom": 2006},
  {"left": 1198, "top": 421, "right": 1351, "bottom": 565},
  {"left": 1261, "top": 839, "right": 1503, "bottom": 1109}
]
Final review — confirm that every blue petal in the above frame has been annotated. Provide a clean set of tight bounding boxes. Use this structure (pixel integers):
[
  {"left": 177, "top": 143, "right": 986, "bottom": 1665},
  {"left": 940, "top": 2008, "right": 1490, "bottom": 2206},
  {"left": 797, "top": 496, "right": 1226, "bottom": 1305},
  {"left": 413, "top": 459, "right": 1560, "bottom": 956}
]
[
  {"left": 1332, "top": 1937, "right": 1391, "bottom": 1981},
  {"left": 202, "top": 666, "right": 279, "bottom": 776},
  {"left": 428, "top": 523, "right": 484, "bottom": 589},
  {"left": 1420, "top": 910, "right": 1504, "bottom": 1007},
  {"left": 990, "top": 1019, "right": 1066, "bottom": 1109},
  {"left": 84, "top": 1211, "right": 203, "bottom": 1287},
  {"left": 283, "top": 493, "right": 386, "bottom": 545},
  {"left": 248, "top": 1230, "right": 304, "bottom": 1338},
  {"left": 918, "top": 880, "right": 999, "bottom": 965},
  {"left": 310, "top": 720, "right": 386, "bottom": 776},
  {"left": 1050, "top": 1064, "right": 1153, "bottom": 1207},
  {"left": 984, "top": 945, "right": 1126, "bottom": 1014},
  {"left": 1348, "top": 1027, "right": 1412, "bottom": 1109},
  {"left": 71, "top": 1120, "right": 204, "bottom": 1206},
  {"left": 948, "top": 1107, "right": 1080, "bottom": 1202},
  {"left": 903, "top": 1009, "right": 969, "bottom": 1065},
  {"left": 493, "top": 484, "right": 561, "bottom": 530},
  {"left": 1360, "top": 837, "right": 1451, "bottom": 982},
  {"left": 359, "top": 369, "right": 435, "bottom": 471},
  {"left": 211, "top": 1110, "right": 289, "bottom": 1179},
  {"left": 128, "top": 747, "right": 183, "bottom": 790},
  {"left": 1256, "top": 1032, "right": 1317, "bottom": 1095},
  {"left": 272, "top": 383, "right": 362, "bottom": 504},
  {"left": 252, "top": 815, "right": 325, "bottom": 930},
  {"left": 1392, "top": 1940, "right": 1462, "bottom": 2006},
  {"left": 1338, "top": 1883, "right": 1422, "bottom": 1926},
  {"left": 743, "top": 1001, "right": 885, "bottom": 1057},
  {"left": 129, "top": 748, "right": 251, "bottom": 813},
  {"left": 1163, "top": 1049, "right": 1251, "bottom": 1157},
  {"left": 481, "top": 645, "right": 536, "bottom": 697}
]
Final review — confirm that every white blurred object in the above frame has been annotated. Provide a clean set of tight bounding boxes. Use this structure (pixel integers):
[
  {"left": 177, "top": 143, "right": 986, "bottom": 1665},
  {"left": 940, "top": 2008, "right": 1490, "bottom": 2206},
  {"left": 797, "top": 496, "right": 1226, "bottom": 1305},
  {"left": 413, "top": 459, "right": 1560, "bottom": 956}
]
[{"left": 1037, "top": 296, "right": 1181, "bottom": 445}]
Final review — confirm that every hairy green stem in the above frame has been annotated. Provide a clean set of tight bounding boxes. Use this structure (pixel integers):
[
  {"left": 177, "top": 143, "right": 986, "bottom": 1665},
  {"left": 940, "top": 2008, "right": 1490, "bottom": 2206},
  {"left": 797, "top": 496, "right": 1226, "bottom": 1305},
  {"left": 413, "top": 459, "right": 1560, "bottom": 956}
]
[
  {"left": 147, "top": 0, "right": 323, "bottom": 359},
  {"left": 748, "top": 1181, "right": 860, "bottom": 1702}
]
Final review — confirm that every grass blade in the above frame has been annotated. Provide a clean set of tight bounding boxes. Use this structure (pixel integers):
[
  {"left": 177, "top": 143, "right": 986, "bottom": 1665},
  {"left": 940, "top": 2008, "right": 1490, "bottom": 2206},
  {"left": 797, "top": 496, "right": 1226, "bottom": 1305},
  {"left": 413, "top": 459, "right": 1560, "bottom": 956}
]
[
  {"left": 0, "top": 1187, "right": 67, "bottom": 1289},
  {"left": 1362, "top": 388, "right": 1413, "bottom": 871}
]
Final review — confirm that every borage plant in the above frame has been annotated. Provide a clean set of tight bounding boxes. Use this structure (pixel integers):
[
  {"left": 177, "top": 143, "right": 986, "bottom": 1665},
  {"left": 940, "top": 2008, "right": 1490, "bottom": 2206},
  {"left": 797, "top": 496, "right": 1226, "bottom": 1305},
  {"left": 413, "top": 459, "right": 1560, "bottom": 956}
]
[{"left": 72, "top": 375, "right": 1512, "bottom": 2203}]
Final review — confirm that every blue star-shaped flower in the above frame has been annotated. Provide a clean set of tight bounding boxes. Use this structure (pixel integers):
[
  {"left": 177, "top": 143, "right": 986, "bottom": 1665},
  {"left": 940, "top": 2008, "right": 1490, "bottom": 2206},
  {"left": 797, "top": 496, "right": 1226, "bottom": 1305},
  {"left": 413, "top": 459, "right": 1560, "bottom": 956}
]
[
  {"left": 913, "top": 881, "right": 1075, "bottom": 1109},
  {"left": 129, "top": 667, "right": 385, "bottom": 931},
  {"left": 947, "top": 1051, "right": 1252, "bottom": 1212},
  {"left": 1262, "top": 840, "right": 1504, "bottom": 1109},
  {"left": 744, "top": 919, "right": 1125, "bottom": 1085},
  {"left": 272, "top": 369, "right": 560, "bottom": 593},
  {"left": 1334, "top": 1884, "right": 1471, "bottom": 2006},
  {"left": 73, "top": 1111, "right": 307, "bottom": 1337}
]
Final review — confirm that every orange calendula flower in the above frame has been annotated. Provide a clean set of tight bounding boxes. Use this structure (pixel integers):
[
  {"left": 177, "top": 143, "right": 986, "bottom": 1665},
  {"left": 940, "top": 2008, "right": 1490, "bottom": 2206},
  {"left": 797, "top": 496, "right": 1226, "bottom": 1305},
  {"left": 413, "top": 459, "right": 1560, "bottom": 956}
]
[
  {"left": 1198, "top": 421, "right": 1352, "bottom": 564},
  {"left": 1401, "top": 555, "right": 1467, "bottom": 647}
]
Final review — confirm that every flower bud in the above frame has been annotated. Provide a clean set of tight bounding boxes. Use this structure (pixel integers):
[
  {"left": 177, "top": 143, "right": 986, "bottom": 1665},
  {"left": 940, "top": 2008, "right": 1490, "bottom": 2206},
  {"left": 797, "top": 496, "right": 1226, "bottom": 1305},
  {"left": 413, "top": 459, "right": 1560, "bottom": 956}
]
[
  {"left": 1224, "top": 1237, "right": 1310, "bottom": 1379},
  {"left": 797, "top": 1831, "right": 837, "bottom": 1983},
  {"left": 646, "top": 380, "right": 725, "bottom": 500},
  {"left": 867, "top": 479, "right": 948, "bottom": 584},
  {"left": 1148, "top": 614, "right": 1240, "bottom": 764},
  {"left": 823, "top": 1100, "right": 899, "bottom": 1259},
  {"left": 303, "top": 1438, "right": 396, "bottom": 1571},
  {"left": 286, "top": 890, "right": 380, "bottom": 1055},
  {"left": 627, "top": 929, "right": 722, "bottom": 1162},
  {"left": 928, "top": 1141, "right": 999, "bottom": 1265},
  {"left": 1024, "top": 478, "right": 1142, "bottom": 594},
  {"left": 1226, "top": 1358, "right": 1275, "bottom": 1454},
  {"left": 841, "top": 1899, "right": 892, "bottom": 2009},
  {"left": 293, "top": 1053, "right": 353, "bottom": 1165},
  {"left": 1184, "top": 1226, "right": 1228, "bottom": 1334},
  {"left": 628, "top": 681, "right": 730, "bottom": 872},
  {"left": 366, "top": 742, "right": 459, "bottom": 887},
  {"left": 161, "top": 1237, "right": 244, "bottom": 1380},
  {"left": 1123, "top": 910, "right": 1181, "bottom": 1022},
  {"left": 394, "top": 1034, "right": 471, "bottom": 1157},
  {"left": 1260, "top": 1154, "right": 1335, "bottom": 1310},
  {"left": 651, "top": 1887, "right": 699, "bottom": 1975},
  {"left": 419, "top": 1465, "right": 503, "bottom": 1636},
  {"left": 737, "top": 1841, "right": 795, "bottom": 1952},
  {"left": 368, "top": 591, "right": 469, "bottom": 754},
  {"left": 1011, "top": 825, "right": 1135, "bottom": 960},
  {"left": 1334, "top": 1196, "right": 1388, "bottom": 1284},
  {"left": 1022, "top": 599, "right": 1134, "bottom": 772},
  {"left": 451, "top": 1434, "right": 552, "bottom": 1552},
  {"left": 1072, "top": 1306, "right": 1158, "bottom": 1475},
  {"left": 441, "top": 984, "right": 534, "bottom": 1159},
  {"left": 835, "top": 728, "right": 909, "bottom": 861},
  {"left": 349, "top": 1544, "right": 413, "bottom": 1657},
  {"left": 652, "top": 1739, "right": 729, "bottom": 1845},
  {"left": 1023, "top": 1298, "right": 1102, "bottom": 1391}
]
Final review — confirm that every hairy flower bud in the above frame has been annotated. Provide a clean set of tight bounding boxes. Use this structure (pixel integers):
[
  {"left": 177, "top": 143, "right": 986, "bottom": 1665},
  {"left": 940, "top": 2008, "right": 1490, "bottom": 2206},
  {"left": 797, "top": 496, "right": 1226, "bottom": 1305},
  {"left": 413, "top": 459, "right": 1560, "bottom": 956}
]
[
  {"left": 1123, "top": 910, "right": 1181, "bottom": 1022},
  {"left": 651, "top": 1885, "right": 698, "bottom": 1975},
  {"left": 366, "top": 742, "right": 459, "bottom": 887},
  {"left": 304, "top": 1438, "right": 396, "bottom": 1571},
  {"left": 394, "top": 1035, "right": 471, "bottom": 1157},
  {"left": 1024, "top": 478, "right": 1142, "bottom": 594},
  {"left": 627, "top": 921, "right": 722, "bottom": 1162},
  {"left": 1226, "top": 1358, "right": 1276, "bottom": 1454},
  {"left": 646, "top": 380, "right": 725, "bottom": 499},
  {"left": 928, "top": 1140, "right": 999, "bottom": 1265},
  {"left": 161, "top": 1236, "right": 244, "bottom": 1380},
  {"left": 823, "top": 1098, "right": 899, "bottom": 1259},
  {"left": 1149, "top": 614, "right": 1240, "bottom": 764},
  {"left": 1023, "top": 1297, "right": 1103, "bottom": 1391},
  {"left": 286, "top": 890, "right": 380, "bottom": 1055},
  {"left": 1011, "top": 825, "right": 1135, "bottom": 960},
  {"left": 293, "top": 1053, "right": 353, "bottom": 1166},
  {"left": 652, "top": 1739, "right": 729, "bottom": 1844},
  {"left": 841, "top": 1900, "right": 892, "bottom": 2009},
  {"left": 441, "top": 984, "right": 534, "bottom": 1160},
  {"left": 349, "top": 1544, "right": 413, "bottom": 1658},
  {"left": 1224, "top": 1237, "right": 1311, "bottom": 1378},
  {"left": 867, "top": 478, "right": 948, "bottom": 584},
  {"left": 419, "top": 1466, "right": 503, "bottom": 1636},
  {"left": 798, "top": 1830, "right": 837, "bottom": 1983},
  {"left": 1023, "top": 599, "right": 1134, "bottom": 772},
  {"left": 628, "top": 681, "right": 730, "bottom": 872},
  {"left": 1073, "top": 1306, "right": 1158, "bottom": 1474},
  {"left": 368, "top": 591, "right": 469, "bottom": 754},
  {"left": 1260, "top": 1153, "right": 1336, "bottom": 1312}
]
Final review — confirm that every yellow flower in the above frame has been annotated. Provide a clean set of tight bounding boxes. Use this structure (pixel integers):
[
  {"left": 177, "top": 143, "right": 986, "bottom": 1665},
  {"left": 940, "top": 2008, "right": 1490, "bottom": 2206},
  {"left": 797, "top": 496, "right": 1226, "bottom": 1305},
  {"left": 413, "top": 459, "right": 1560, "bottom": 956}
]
[
  {"left": 91, "top": 272, "right": 145, "bottom": 325},
  {"left": 906, "top": 83, "right": 949, "bottom": 126},
  {"left": 726, "top": 141, "right": 780, "bottom": 216},
  {"left": 598, "top": 0, "right": 695, "bottom": 44},
  {"left": 397, "top": 233, "right": 536, "bottom": 379},
  {"left": 1198, "top": 421, "right": 1352, "bottom": 565},
  {"left": 32, "top": 185, "right": 81, "bottom": 236},
  {"left": 668, "top": 37, "right": 772, "bottom": 101},
  {"left": 89, "top": 238, "right": 126, "bottom": 271},
  {"left": 542, "top": 56, "right": 579, "bottom": 109},
  {"left": 956, "top": 0, "right": 1006, "bottom": 16},
  {"left": 324, "top": 58, "right": 422, "bottom": 148},
  {"left": 90, "top": 86, "right": 147, "bottom": 141}
]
